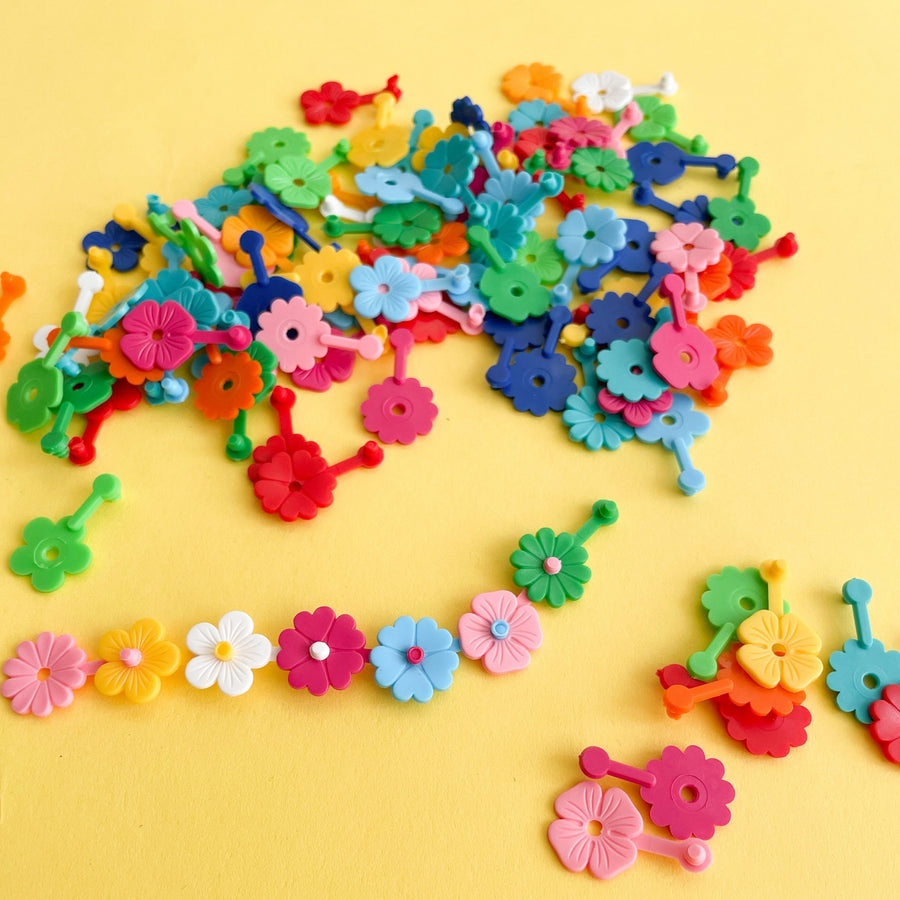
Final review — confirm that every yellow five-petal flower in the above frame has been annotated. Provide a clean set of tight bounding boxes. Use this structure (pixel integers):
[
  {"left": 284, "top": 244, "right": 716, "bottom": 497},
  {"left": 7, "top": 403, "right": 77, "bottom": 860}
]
[
  {"left": 736, "top": 609, "right": 823, "bottom": 692},
  {"left": 94, "top": 618, "right": 180, "bottom": 704}
]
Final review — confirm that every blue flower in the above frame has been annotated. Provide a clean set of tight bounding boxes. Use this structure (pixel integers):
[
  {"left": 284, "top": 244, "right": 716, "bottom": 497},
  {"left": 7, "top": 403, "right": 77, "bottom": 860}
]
[
  {"left": 354, "top": 166, "right": 419, "bottom": 204},
  {"left": 481, "top": 170, "right": 543, "bottom": 212},
  {"left": 502, "top": 349, "right": 576, "bottom": 416},
  {"left": 369, "top": 616, "right": 460, "bottom": 702},
  {"left": 555, "top": 206, "right": 626, "bottom": 267},
  {"left": 635, "top": 393, "right": 710, "bottom": 447},
  {"left": 596, "top": 339, "right": 667, "bottom": 402},
  {"left": 826, "top": 639, "right": 900, "bottom": 724},
  {"left": 450, "top": 96, "right": 489, "bottom": 132},
  {"left": 562, "top": 387, "right": 634, "bottom": 450},
  {"left": 585, "top": 291, "right": 654, "bottom": 345},
  {"left": 508, "top": 99, "right": 565, "bottom": 133},
  {"left": 477, "top": 198, "right": 528, "bottom": 262},
  {"left": 349, "top": 255, "right": 421, "bottom": 322},
  {"left": 81, "top": 220, "right": 147, "bottom": 271},
  {"left": 420, "top": 135, "right": 477, "bottom": 197},
  {"left": 195, "top": 185, "right": 252, "bottom": 229}
]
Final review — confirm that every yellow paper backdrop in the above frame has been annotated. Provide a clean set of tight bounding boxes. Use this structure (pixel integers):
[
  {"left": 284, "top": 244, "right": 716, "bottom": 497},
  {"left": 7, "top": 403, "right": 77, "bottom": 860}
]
[{"left": 1, "top": 1, "right": 898, "bottom": 897}]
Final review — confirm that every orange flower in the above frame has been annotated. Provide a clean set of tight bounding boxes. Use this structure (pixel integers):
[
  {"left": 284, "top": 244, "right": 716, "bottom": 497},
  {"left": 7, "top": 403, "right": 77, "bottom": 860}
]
[
  {"left": 99, "top": 326, "right": 164, "bottom": 385},
  {"left": 193, "top": 351, "right": 263, "bottom": 420},
  {"left": 717, "top": 649, "right": 804, "bottom": 717},
  {"left": 698, "top": 254, "right": 733, "bottom": 301},
  {"left": 410, "top": 222, "right": 469, "bottom": 265},
  {"left": 705, "top": 315, "right": 773, "bottom": 370},
  {"left": 221, "top": 205, "right": 294, "bottom": 269},
  {"left": 501, "top": 63, "right": 563, "bottom": 104}
]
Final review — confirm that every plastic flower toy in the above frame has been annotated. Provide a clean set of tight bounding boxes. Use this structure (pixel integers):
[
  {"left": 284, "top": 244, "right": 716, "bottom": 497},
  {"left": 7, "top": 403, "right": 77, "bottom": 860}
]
[
  {"left": 596, "top": 339, "right": 669, "bottom": 403},
  {"left": 185, "top": 611, "right": 272, "bottom": 697},
  {"left": 194, "top": 185, "right": 252, "bottom": 229},
  {"left": 251, "top": 448, "right": 336, "bottom": 521},
  {"left": 515, "top": 232, "right": 562, "bottom": 283},
  {"left": 869, "top": 684, "right": 900, "bottom": 764},
  {"left": 81, "top": 220, "right": 146, "bottom": 272},
  {"left": 719, "top": 698, "right": 812, "bottom": 758},
  {"left": 563, "top": 388, "right": 635, "bottom": 451},
  {"left": 350, "top": 254, "right": 420, "bottom": 321},
  {"left": 142, "top": 268, "right": 227, "bottom": 330},
  {"left": 293, "top": 245, "right": 359, "bottom": 312},
  {"left": 369, "top": 616, "right": 459, "bottom": 702},
  {"left": 420, "top": 135, "right": 478, "bottom": 197},
  {"left": 221, "top": 205, "right": 294, "bottom": 269},
  {"left": 571, "top": 71, "right": 633, "bottom": 112},
  {"left": 511, "top": 501, "right": 618, "bottom": 607},
  {"left": 193, "top": 350, "right": 263, "bottom": 420},
  {"left": 371, "top": 202, "right": 442, "bottom": 249},
  {"left": 569, "top": 148, "right": 633, "bottom": 192},
  {"left": 277, "top": 606, "right": 367, "bottom": 695},
  {"left": 2, "top": 632, "right": 97, "bottom": 716},
  {"left": 651, "top": 222, "right": 723, "bottom": 276},
  {"left": 457, "top": 590, "right": 543, "bottom": 674},
  {"left": 300, "top": 81, "right": 361, "bottom": 125},
  {"left": 556, "top": 206, "right": 626, "bottom": 267},
  {"left": 94, "top": 618, "right": 180, "bottom": 704},
  {"left": 410, "top": 221, "right": 469, "bottom": 266},
  {"left": 501, "top": 63, "right": 563, "bottom": 103},
  {"left": 508, "top": 99, "right": 566, "bottom": 132},
  {"left": 264, "top": 155, "right": 332, "bottom": 209},
  {"left": 119, "top": 300, "right": 195, "bottom": 371}
]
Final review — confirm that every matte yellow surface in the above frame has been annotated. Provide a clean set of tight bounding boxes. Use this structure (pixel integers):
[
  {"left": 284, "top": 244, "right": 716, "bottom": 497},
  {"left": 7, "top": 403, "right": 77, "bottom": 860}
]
[{"left": 1, "top": 1, "right": 898, "bottom": 897}]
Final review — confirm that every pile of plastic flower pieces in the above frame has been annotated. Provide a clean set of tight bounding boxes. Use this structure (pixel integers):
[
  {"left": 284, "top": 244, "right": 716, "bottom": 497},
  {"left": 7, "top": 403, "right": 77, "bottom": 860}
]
[
  {"left": 5, "top": 63, "right": 798, "bottom": 519},
  {"left": 657, "top": 560, "right": 823, "bottom": 758},
  {"left": 548, "top": 742, "right": 733, "bottom": 880}
]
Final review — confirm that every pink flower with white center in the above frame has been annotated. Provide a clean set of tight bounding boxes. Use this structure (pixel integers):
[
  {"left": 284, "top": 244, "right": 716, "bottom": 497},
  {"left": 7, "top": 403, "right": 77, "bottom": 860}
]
[
  {"left": 457, "top": 590, "right": 543, "bottom": 674},
  {"left": 2, "top": 632, "right": 95, "bottom": 716},
  {"left": 120, "top": 300, "right": 196, "bottom": 371},
  {"left": 651, "top": 222, "right": 723, "bottom": 274}
]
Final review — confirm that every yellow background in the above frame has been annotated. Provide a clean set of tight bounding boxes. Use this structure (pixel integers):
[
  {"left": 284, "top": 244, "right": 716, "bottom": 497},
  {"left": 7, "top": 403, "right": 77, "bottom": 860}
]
[{"left": 2, "top": 1, "right": 898, "bottom": 896}]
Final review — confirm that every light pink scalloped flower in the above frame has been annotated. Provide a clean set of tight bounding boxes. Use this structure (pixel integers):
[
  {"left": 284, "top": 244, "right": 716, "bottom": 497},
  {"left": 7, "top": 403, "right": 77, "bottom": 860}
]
[
  {"left": 548, "top": 782, "right": 643, "bottom": 879},
  {"left": 120, "top": 299, "right": 196, "bottom": 371},
  {"left": 2, "top": 632, "right": 93, "bottom": 716},
  {"left": 457, "top": 590, "right": 543, "bottom": 673},
  {"left": 650, "top": 222, "right": 723, "bottom": 274}
]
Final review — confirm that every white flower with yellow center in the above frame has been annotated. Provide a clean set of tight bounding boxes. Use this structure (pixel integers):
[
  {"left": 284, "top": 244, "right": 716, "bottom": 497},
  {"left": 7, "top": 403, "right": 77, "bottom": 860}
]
[{"left": 185, "top": 611, "right": 273, "bottom": 697}]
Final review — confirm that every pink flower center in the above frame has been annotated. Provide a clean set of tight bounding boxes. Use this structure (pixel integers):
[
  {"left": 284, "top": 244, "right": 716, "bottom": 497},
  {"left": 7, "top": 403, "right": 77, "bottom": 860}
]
[
  {"left": 543, "top": 556, "right": 562, "bottom": 575},
  {"left": 120, "top": 648, "right": 142, "bottom": 667},
  {"left": 407, "top": 646, "right": 425, "bottom": 665}
]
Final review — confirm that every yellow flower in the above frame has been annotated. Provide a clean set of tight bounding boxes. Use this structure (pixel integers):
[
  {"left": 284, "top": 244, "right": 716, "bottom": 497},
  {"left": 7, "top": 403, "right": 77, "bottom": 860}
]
[
  {"left": 293, "top": 246, "right": 360, "bottom": 312},
  {"left": 411, "top": 123, "right": 469, "bottom": 172},
  {"left": 94, "top": 618, "right": 181, "bottom": 703},
  {"left": 736, "top": 610, "right": 822, "bottom": 692}
]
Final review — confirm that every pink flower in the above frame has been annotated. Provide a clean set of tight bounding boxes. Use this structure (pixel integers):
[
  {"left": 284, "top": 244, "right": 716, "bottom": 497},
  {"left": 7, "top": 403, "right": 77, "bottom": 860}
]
[
  {"left": 869, "top": 683, "right": 900, "bottom": 764},
  {"left": 651, "top": 222, "right": 723, "bottom": 274},
  {"left": 277, "top": 606, "right": 367, "bottom": 695},
  {"left": 549, "top": 116, "right": 611, "bottom": 150},
  {"left": 120, "top": 300, "right": 196, "bottom": 371},
  {"left": 457, "top": 590, "right": 543, "bottom": 674},
  {"left": 548, "top": 781, "right": 642, "bottom": 879},
  {"left": 257, "top": 296, "right": 331, "bottom": 373},
  {"left": 639, "top": 745, "right": 734, "bottom": 839},
  {"left": 2, "top": 632, "right": 93, "bottom": 716},
  {"left": 598, "top": 387, "right": 672, "bottom": 427},
  {"left": 291, "top": 328, "right": 356, "bottom": 391},
  {"left": 360, "top": 378, "right": 437, "bottom": 444}
]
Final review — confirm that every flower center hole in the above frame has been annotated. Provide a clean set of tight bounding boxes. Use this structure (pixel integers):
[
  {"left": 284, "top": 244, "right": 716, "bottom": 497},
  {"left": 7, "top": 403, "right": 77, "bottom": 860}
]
[
  {"left": 319, "top": 271, "right": 335, "bottom": 284},
  {"left": 525, "top": 254, "right": 537, "bottom": 264},
  {"left": 627, "top": 240, "right": 639, "bottom": 250},
  {"left": 293, "top": 178, "right": 306, "bottom": 188},
  {"left": 531, "top": 375, "right": 545, "bottom": 388},
  {"left": 289, "top": 480, "right": 303, "bottom": 492},
  {"left": 372, "top": 139, "right": 385, "bottom": 150},
  {"left": 28, "top": 387, "right": 39, "bottom": 401},
  {"left": 510, "top": 285, "right": 525, "bottom": 297},
  {"left": 111, "top": 243, "right": 121, "bottom": 253},
  {"left": 739, "top": 596, "right": 755, "bottom": 610},
  {"left": 36, "top": 667, "right": 51, "bottom": 682},
  {"left": 214, "top": 641, "right": 234, "bottom": 661},
  {"left": 732, "top": 216, "right": 744, "bottom": 226},
  {"left": 772, "top": 643, "right": 787, "bottom": 658},
  {"left": 286, "top": 327, "right": 299, "bottom": 341},
  {"left": 274, "top": 141, "right": 285, "bottom": 148},
  {"left": 151, "top": 329, "right": 164, "bottom": 341},
  {"left": 630, "top": 365, "right": 642, "bottom": 375},
  {"left": 680, "top": 785, "right": 699, "bottom": 803},
  {"left": 593, "top": 412, "right": 606, "bottom": 424},
  {"left": 587, "top": 820, "right": 603, "bottom": 836},
  {"left": 616, "top": 317, "right": 629, "bottom": 329},
  {"left": 584, "top": 231, "right": 595, "bottom": 240},
  {"left": 219, "top": 205, "right": 229, "bottom": 212},
  {"left": 42, "top": 546, "right": 60, "bottom": 562},
  {"left": 391, "top": 403, "right": 407, "bottom": 416},
  {"left": 661, "top": 415, "right": 676, "bottom": 425},
  {"left": 377, "top": 283, "right": 390, "bottom": 294},
  {"left": 443, "top": 165, "right": 453, "bottom": 175},
  {"left": 863, "top": 673, "right": 879, "bottom": 690},
  {"left": 683, "top": 243, "right": 695, "bottom": 251},
  {"left": 680, "top": 350, "right": 692, "bottom": 363},
  {"left": 222, "top": 379, "right": 234, "bottom": 391}
]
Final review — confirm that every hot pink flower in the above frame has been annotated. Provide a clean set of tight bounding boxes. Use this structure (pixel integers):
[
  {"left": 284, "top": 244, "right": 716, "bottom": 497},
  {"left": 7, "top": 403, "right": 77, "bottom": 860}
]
[
  {"left": 597, "top": 387, "right": 672, "bottom": 427},
  {"left": 548, "top": 116, "right": 612, "bottom": 150},
  {"left": 457, "top": 590, "right": 543, "bottom": 674},
  {"left": 719, "top": 698, "right": 812, "bottom": 758},
  {"left": 277, "top": 606, "right": 367, "bottom": 695},
  {"left": 651, "top": 222, "right": 723, "bottom": 274},
  {"left": 120, "top": 300, "right": 196, "bottom": 371},
  {"left": 2, "top": 632, "right": 94, "bottom": 716},
  {"left": 548, "top": 781, "right": 642, "bottom": 879}
]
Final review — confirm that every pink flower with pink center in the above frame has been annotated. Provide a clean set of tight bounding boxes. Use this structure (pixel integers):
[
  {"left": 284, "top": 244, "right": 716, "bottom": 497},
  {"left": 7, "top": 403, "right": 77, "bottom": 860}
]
[
  {"left": 457, "top": 590, "right": 543, "bottom": 674},
  {"left": 120, "top": 300, "right": 196, "bottom": 371},
  {"left": 650, "top": 222, "right": 723, "bottom": 274}
]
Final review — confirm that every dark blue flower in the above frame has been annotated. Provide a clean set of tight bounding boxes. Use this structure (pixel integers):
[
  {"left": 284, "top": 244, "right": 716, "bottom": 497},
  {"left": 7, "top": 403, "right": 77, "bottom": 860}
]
[
  {"left": 450, "top": 96, "right": 489, "bottom": 132},
  {"left": 81, "top": 221, "right": 147, "bottom": 272}
]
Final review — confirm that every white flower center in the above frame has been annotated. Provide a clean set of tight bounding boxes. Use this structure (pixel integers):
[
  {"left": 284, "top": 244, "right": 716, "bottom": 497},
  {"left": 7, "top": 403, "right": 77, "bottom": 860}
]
[{"left": 310, "top": 641, "right": 330, "bottom": 661}]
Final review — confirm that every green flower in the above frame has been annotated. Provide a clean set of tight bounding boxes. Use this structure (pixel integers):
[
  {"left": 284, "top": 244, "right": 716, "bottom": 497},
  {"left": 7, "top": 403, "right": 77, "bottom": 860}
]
[
  {"left": 707, "top": 196, "right": 771, "bottom": 251},
  {"left": 6, "top": 359, "right": 63, "bottom": 434},
  {"left": 510, "top": 527, "right": 592, "bottom": 608},
  {"left": 9, "top": 517, "right": 92, "bottom": 593},
  {"left": 515, "top": 231, "right": 563, "bottom": 284},
  {"left": 373, "top": 202, "right": 442, "bottom": 249},
  {"left": 247, "top": 127, "right": 311, "bottom": 164},
  {"left": 570, "top": 148, "right": 633, "bottom": 192},
  {"left": 623, "top": 96, "right": 677, "bottom": 141},
  {"left": 264, "top": 156, "right": 331, "bottom": 209}
]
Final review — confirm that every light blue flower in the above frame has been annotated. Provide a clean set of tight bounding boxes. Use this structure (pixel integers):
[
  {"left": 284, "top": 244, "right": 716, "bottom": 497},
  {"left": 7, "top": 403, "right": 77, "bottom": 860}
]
[
  {"left": 827, "top": 639, "right": 900, "bottom": 724},
  {"left": 420, "top": 135, "right": 477, "bottom": 197},
  {"left": 635, "top": 393, "right": 709, "bottom": 447},
  {"left": 481, "top": 169, "right": 543, "bottom": 212},
  {"left": 195, "top": 185, "right": 252, "bottom": 229},
  {"left": 508, "top": 99, "right": 566, "bottom": 133},
  {"left": 596, "top": 339, "right": 667, "bottom": 402},
  {"left": 562, "top": 387, "right": 634, "bottom": 450},
  {"left": 354, "top": 166, "right": 419, "bottom": 204},
  {"left": 369, "top": 616, "right": 460, "bottom": 703},
  {"left": 477, "top": 197, "right": 527, "bottom": 262},
  {"left": 555, "top": 205, "right": 626, "bottom": 266},
  {"left": 349, "top": 255, "right": 421, "bottom": 322}
]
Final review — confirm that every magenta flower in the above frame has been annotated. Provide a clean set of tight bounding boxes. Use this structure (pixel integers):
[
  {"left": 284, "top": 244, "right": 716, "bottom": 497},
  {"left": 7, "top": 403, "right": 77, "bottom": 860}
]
[
  {"left": 639, "top": 745, "right": 734, "bottom": 839},
  {"left": 650, "top": 222, "right": 723, "bottom": 274},
  {"left": 120, "top": 299, "right": 196, "bottom": 371},
  {"left": 457, "top": 590, "right": 543, "bottom": 674},
  {"left": 276, "top": 606, "right": 367, "bottom": 696},
  {"left": 548, "top": 781, "right": 642, "bottom": 879},
  {"left": 2, "top": 632, "right": 94, "bottom": 716}
]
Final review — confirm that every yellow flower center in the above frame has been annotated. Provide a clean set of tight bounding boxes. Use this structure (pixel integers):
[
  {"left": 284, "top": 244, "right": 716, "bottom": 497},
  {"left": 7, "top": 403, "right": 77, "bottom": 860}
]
[{"left": 214, "top": 641, "right": 234, "bottom": 661}]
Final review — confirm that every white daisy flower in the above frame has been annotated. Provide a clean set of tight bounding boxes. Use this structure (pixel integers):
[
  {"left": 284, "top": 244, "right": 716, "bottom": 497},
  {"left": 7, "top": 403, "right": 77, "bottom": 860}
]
[
  {"left": 571, "top": 71, "right": 634, "bottom": 113},
  {"left": 185, "top": 611, "right": 273, "bottom": 697}
]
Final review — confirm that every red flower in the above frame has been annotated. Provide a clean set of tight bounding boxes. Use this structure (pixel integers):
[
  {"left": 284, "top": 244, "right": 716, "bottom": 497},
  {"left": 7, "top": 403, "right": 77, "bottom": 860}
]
[
  {"left": 721, "top": 243, "right": 757, "bottom": 299},
  {"left": 718, "top": 698, "right": 812, "bottom": 758},
  {"left": 300, "top": 82, "right": 360, "bottom": 125},
  {"left": 250, "top": 449, "right": 336, "bottom": 521},
  {"left": 387, "top": 314, "right": 460, "bottom": 344},
  {"left": 869, "top": 683, "right": 900, "bottom": 764}
]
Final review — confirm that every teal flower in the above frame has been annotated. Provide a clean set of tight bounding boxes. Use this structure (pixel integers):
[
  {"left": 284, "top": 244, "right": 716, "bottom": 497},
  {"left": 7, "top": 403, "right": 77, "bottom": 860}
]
[
  {"left": 510, "top": 528, "right": 592, "bottom": 608},
  {"left": 563, "top": 387, "right": 634, "bottom": 450},
  {"left": 596, "top": 339, "right": 668, "bottom": 402},
  {"left": 195, "top": 185, "right": 252, "bottom": 229},
  {"left": 420, "top": 134, "right": 477, "bottom": 197},
  {"left": 509, "top": 99, "right": 566, "bottom": 133}
]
